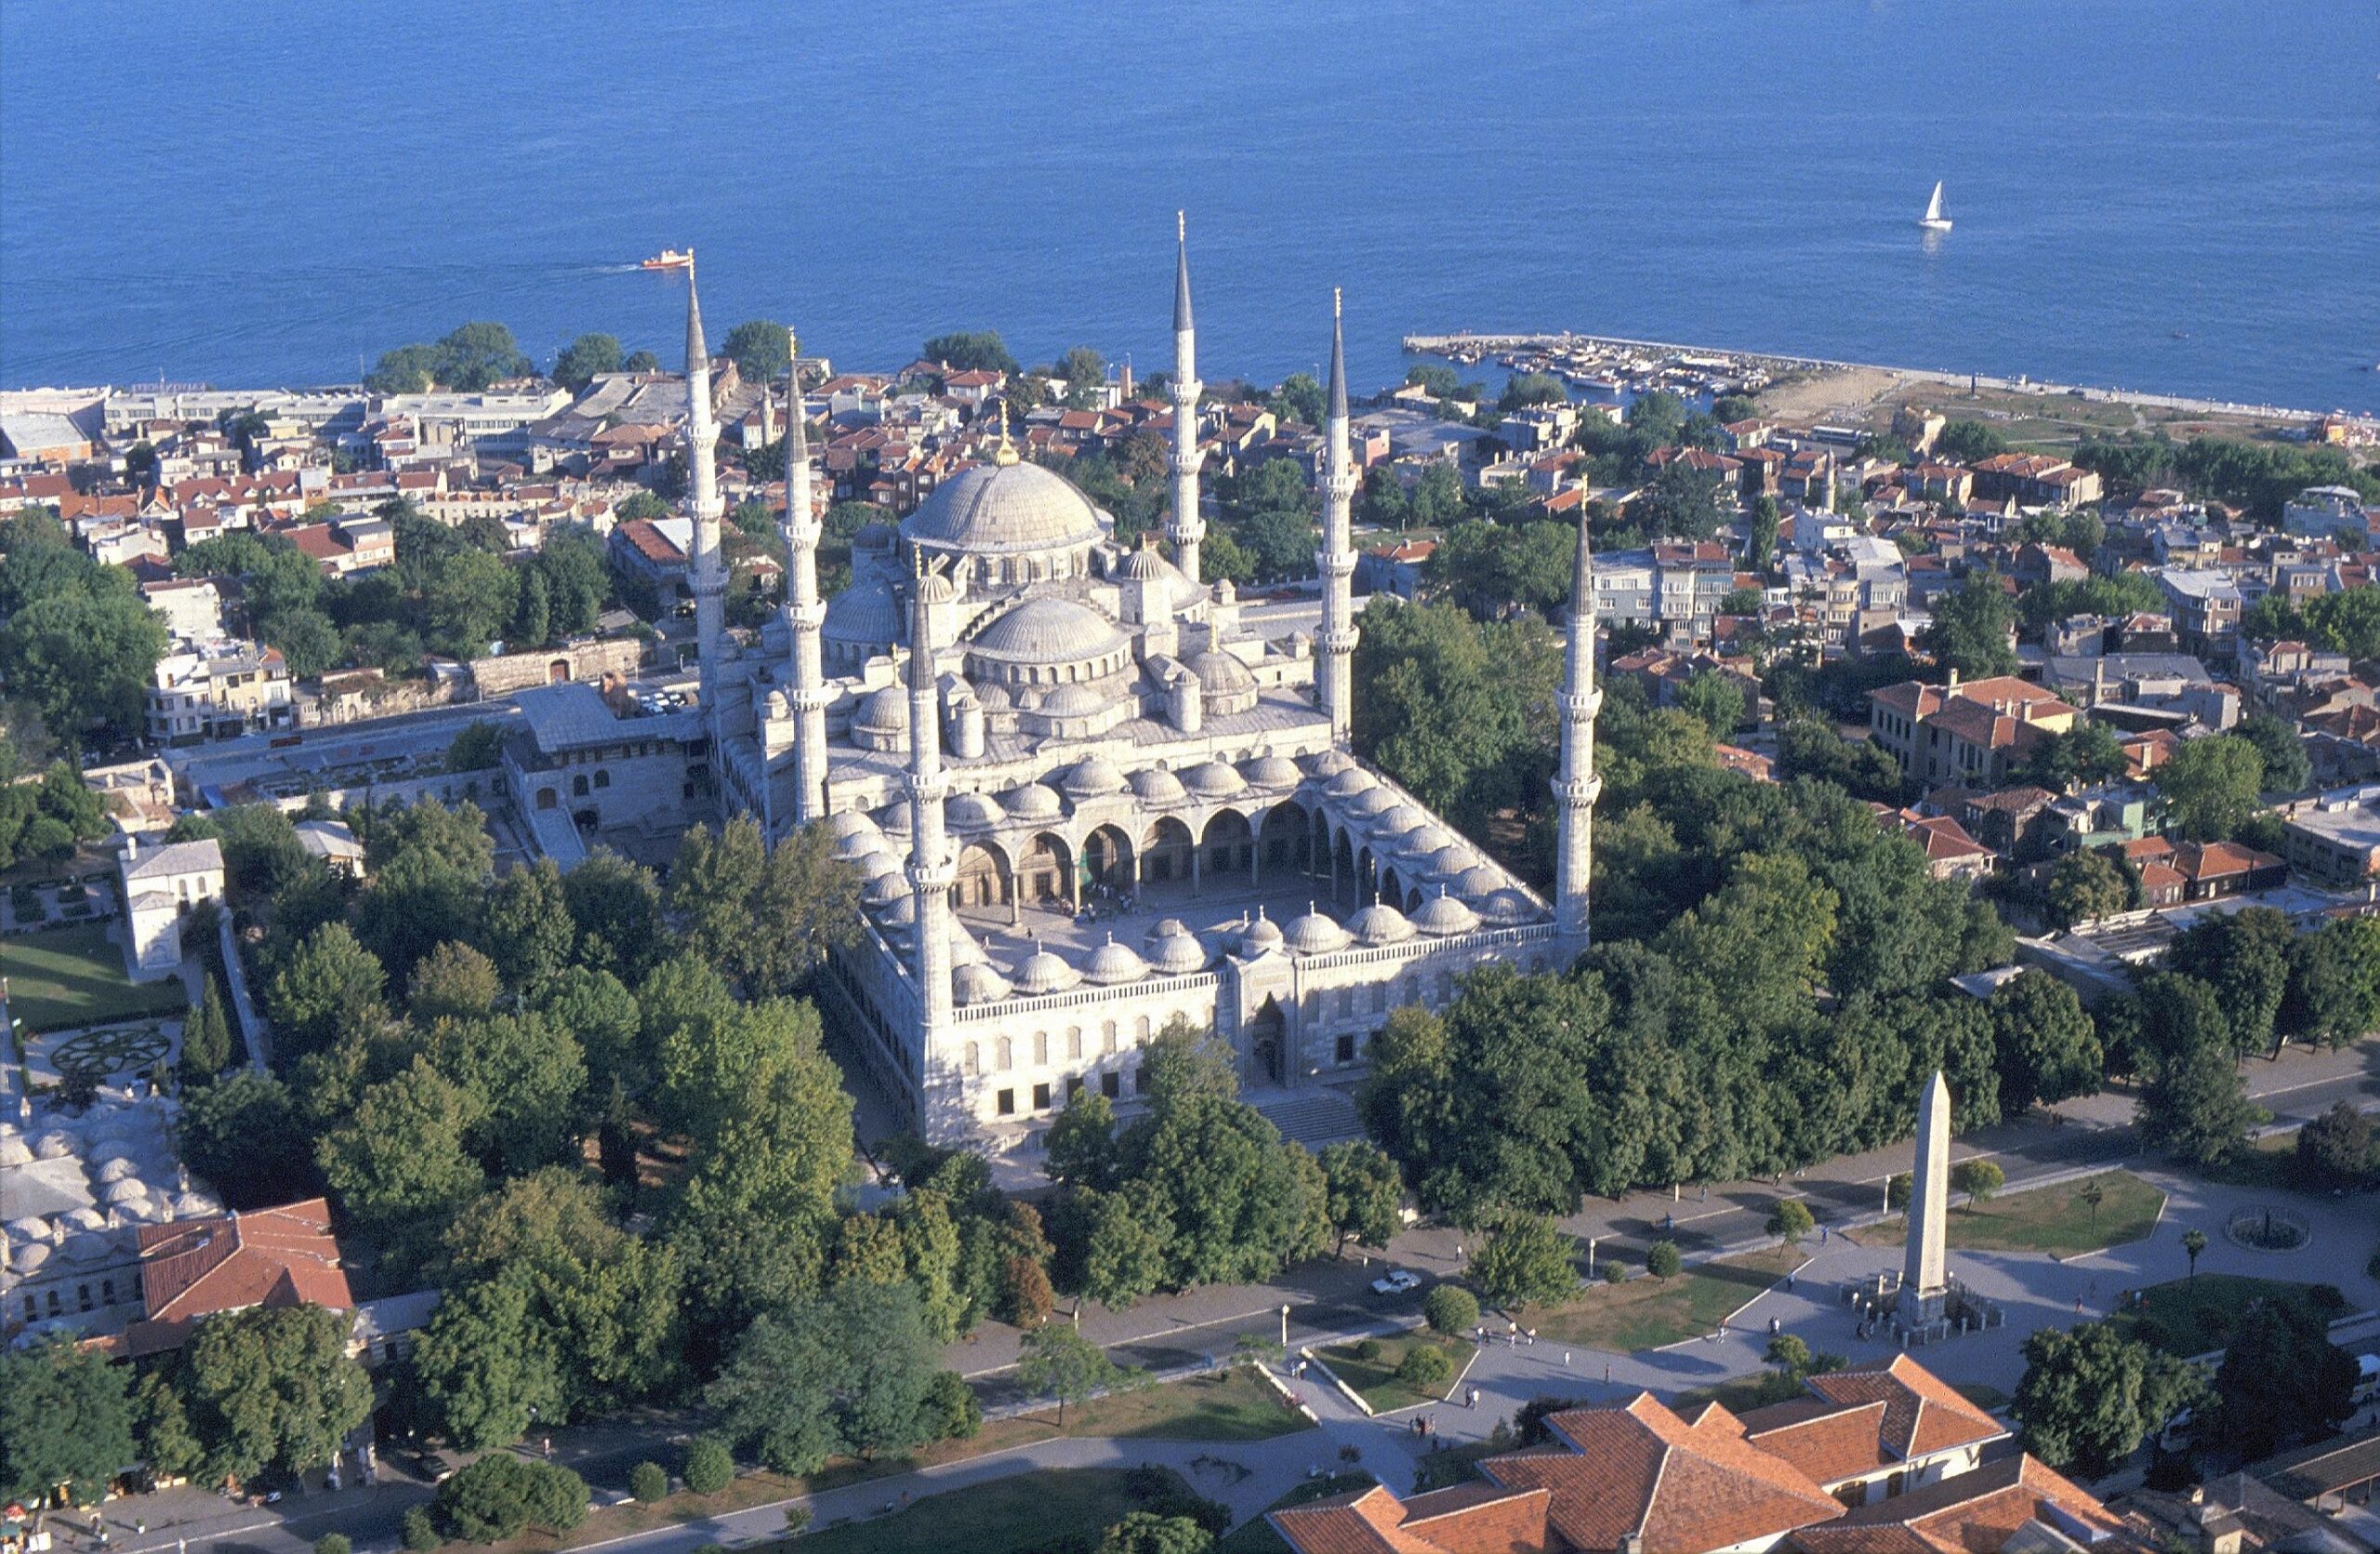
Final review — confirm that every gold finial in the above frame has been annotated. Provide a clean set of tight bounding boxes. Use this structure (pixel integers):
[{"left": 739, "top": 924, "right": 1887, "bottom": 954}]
[{"left": 992, "top": 400, "right": 1020, "bottom": 466}]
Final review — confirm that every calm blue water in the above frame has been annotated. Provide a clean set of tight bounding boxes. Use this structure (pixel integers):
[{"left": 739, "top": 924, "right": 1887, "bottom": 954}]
[{"left": 5, "top": 1, "right": 2376, "bottom": 409}]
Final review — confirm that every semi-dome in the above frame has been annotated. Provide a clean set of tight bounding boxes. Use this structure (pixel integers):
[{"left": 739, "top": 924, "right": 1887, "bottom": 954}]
[
  {"left": 1146, "top": 928, "right": 1210, "bottom": 976},
  {"left": 1181, "top": 760, "right": 1247, "bottom": 799},
  {"left": 968, "top": 597, "right": 1129, "bottom": 676},
  {"left": 877, "top": 894, "right": 918, "bottom": 927},
  {"left": 1240, "top": 754, "right": 1303, "bottom": 790},
  {"left": 1305, "top": 750, "right": 1357, "bottom": 778},
  {"left": 1041, "top": 683, "right": 1111, "bottom": 719},
  {"left": 1237, "top": 909, "right": 1285, "bottom": 955},
  {"left": 1012, "top": 945, "right": 1083, "bottom": 996},
  {"left": 1130, "top": 768, "right": 1187, "bottom": 804},
  {"left": 877, "top": 802, "right": 913, "bottom": 834},
  {"left": 1082, "top": 936, "right": 1152, "bottom": 986},
  {"left": 1282, "top": 906, "right": 1352, "bottom": 955},
  {"left": 901, "top": 460, "right": 1105, "bottom": 556},
  {"left": 1346, "top": 903, "right": 1417, "bottom": 945},
  {"left": 1001, "top": 783, "right": 1064, "bottom": 819},
  {"left": 826, "top": 810, "right": 878, "bottom": 841},
  {"left": 1411, "top": 889, "right": 1482, "bottom": 936},
  {"left": 946, "top": 791, "right": 1006, "bottom": 830},
  {"left": 1187, "top": 650, "right": 1255, "bottom": 694},
  {"left": 822, "top": 574, "right": 903, "bottom": 655},
  {"left": 1060, "top": 756, "right": 1129, "bottom": 797},
  {"left": 1323, "top": 766, "right": 1377, "bottom": 798},
  {"left": 953, "top": 963, "right": 1013, "bottom": 1006}
]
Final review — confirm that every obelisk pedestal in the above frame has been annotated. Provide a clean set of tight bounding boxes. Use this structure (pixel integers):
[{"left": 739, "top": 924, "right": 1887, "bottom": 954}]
[{"left": 1897, "top": 1070, "right": 1951, "bottom": 1325}]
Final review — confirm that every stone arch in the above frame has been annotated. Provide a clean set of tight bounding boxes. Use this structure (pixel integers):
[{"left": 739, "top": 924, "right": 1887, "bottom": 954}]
[
  {"left": 1082, "top": 823, "right": 1134, "bottom": 895},
  {"left": 1141, "top": 816, "right": 1194, "bottom": 886},
  {"left": 549, "top": 657, "right": 572, "bottom": 684},
  {"left": 1405, "top": 885, "right": 1424, "bottom": 913},
  {"left": 956, "top": 841, "right": 1014, "bottom": 914},
  {"left": 1019, "top": 831, "right": 1075, "bottom": 908},
  {"left": 1330, "top": 827, "right": 1358, "bottom": 910},
  {"left": 1260, "top": 800, "right": 1312, "bottom": 876},
  {"left": 1201, "top": 808, "right": 1253, "bottom": 883}
]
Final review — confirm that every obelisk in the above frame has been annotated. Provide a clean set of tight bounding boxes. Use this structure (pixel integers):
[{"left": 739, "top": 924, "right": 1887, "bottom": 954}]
[{"left": 1897, "top": 1070, "right": 1950, "bottom": 1323}]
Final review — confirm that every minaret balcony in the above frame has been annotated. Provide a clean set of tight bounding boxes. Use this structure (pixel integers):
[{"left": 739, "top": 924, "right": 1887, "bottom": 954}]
[
  {"left": 1318, "top": 628, "right": 1360, "bottom": 655},
  {"left": 1558, "top": 690, "right": 1603, "bottom": 718},
  {"left": 1550, "top": 775, "right": 1603, "bottom": 805}
]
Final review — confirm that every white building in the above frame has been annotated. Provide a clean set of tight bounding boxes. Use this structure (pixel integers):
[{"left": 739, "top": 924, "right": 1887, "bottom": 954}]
[
  {"left": 139, "top": 578, "right": 225, "bottom": 644},
  {"left": 119, "top": 836, "right": 225, "bottom": 979},
  {"left": 145, "top": 640, "right": 296, "bottom": 744}
]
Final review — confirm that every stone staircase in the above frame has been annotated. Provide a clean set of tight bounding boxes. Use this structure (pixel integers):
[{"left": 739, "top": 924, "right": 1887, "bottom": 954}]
[{"left": 1251, "top": 1088, "right": 1363, "bottom": 1148}]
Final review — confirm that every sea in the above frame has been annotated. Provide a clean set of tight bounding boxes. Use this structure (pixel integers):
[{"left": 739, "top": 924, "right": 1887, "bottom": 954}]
[{"left": 3, "top": 0, "right": 2376, "bottom": 411}]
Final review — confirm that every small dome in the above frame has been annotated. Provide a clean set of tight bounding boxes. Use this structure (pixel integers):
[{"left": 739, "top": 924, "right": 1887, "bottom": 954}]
[
  {"left": 0, "top": 1139, "right": 30, "bottom": 1169},
  {"left": 853, "top": 685, "right": 909, "bottom": 736},
  {"left": 1282, "top": 907, "right": 1352, "bottom": 955},
  {"left": 1012, "top": 946, "right": 1083, "bottom": 996},
  {"left": 974, "top": 681, "right": 1014, "bottom": 711},
  {"left": 946, "top": 791, "right": 1006, "bottom": 830},
  {"left": 829, "top": 817, "right": 885, "bottom": 859},
  {"left": 877, "top": 894, "right": 918, "bottom": 927},
  {"left": 914, "top": 569, "right": 960, "bottom": 605},
  {"left": 854, "top": 520, "right": 899, "bottom": 551},
  {"left": 1002, "top": 782, "right": 1064, "bottom": 819},
  {"left": 953, "top": 963, "right": 1013, "bottom": 1006},
  {"left": 1342, "top": 787, "right": 1398, "bottom": 818},
  {"left": 1324, "top": 767, "right": 1377, "bottom": 798},
  {"left": 1238, "top": 910, "right": 1284, "bottom": 955},
  {"left": 1061, "top": 756, "right": 1129, "bottom": 797},
  {"left": 1130, "top": 768, "right": 1187, "bottom": 804},
  {"left": 823, "top": 573, "right": 903, "bottom": 651},
  {"left": 1041, "top": 683, "right": 1110, "bottom": 718},
  {"left": 7, "top": 1217, "right": 50, "bottom": 1242},
  {"left": 1421, "top": 843, "right": 1479, "bottom": 880},
  {"left": 1372, "top": 804, "right": 1430, "bottom": 838},
  {"left": 1346, "top": 903, "right": 1416, "bottom": 945},
  {"left": 948, "top": 929, "right": 989, "bottom": 966},
  {"left": 1454, "top": 864, "right": 1506, "bottom": 898},
  {"left": 1411, "top": 889, "right": 1482, "bottom": 936},
  {"left": 1240, "top": 754, "right": 1303, "bottom": 790},
  {"left": 178, "top": 1192, "right": 221, "bottom": 1216},
  {"left": 1395, "top": 825, "right": 1457, "bottom": 861},
  {"left": 1476, "top": 888, "right": 1539, "bottom": 924},
  {"left": 1146, "top": 929, "right": 1210, "bottom": 976},
  {"left": 1148, "top": 917, "right": 1192, "bottom": 939},
  {"left": 1082, "top": 936, "right": 1152, "bottom": 986},
  {"left": 877, "top": 802, "right": 914, "bottom": 834},
  {"left": 1187, "top": 650, "right": 1255, "bottom": 695},
  {"left": 96, "top": 1157, "right": 139, "bottom": 1184},
  {"left": 862, "top": 870, "right": 909, "bottom": 906},
  {"left": 33, "top": 1131, "right": 74, "bottom": 1159},
  {"left": 63, "top": 1231, "right": 115, "bottom": 1264},
  {"left": 853, "top": 848, "right": 902, "bottom": 880},
  {"left": 11, "top": 1242, "right": 47, "bottom": 1271},
  {"left": 1182, "top": 760, "right": 1247, "bottom": 798},
  {"left": 826, "top": 810, "right": 879, "bottom": 840},
  {"left": 1305, "top": 749, "right": 1356, "bottom": 778}
]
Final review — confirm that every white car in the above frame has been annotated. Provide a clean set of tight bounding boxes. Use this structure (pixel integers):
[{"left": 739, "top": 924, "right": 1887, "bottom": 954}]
[{"left": 1370, "top": 1269, "right": 1421, "bottom": 1295}]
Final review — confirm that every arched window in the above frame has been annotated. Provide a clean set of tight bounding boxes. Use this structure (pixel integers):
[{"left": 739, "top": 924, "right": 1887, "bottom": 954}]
[
  {"left": 1102, "top": 1019, "right": 1117, "bottom": 1055},
  {"left": 594, "top": 769, "right": 611, "bottom": 789},
  {"left": 963, "top": 1042, "right": 981, "bottom": 1077},
  {"left": 1134, "top": 1015, "right": 1152, "bottom": 1043},
  {"left": 572, "top": 774, "right": 590, "bottom": 797},
  {"left": 1065, "top": 1026, "right": 1083, "bottom": 1060},
  {"left": 1033, "top": 1030, "right": 1050, "bottom": 1067},
  {"left": 996, "top": 1036, "right": 1013, "bottom": 1071}
]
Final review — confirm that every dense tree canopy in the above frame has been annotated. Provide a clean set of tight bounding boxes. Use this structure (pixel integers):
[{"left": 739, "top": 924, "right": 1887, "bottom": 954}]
[
  {"left": 2011, "top": 1321, "right": 2200, "bottom": 1476},
  {"left": 0, "top": 1334, "right": 135, "bottom": 1506}
]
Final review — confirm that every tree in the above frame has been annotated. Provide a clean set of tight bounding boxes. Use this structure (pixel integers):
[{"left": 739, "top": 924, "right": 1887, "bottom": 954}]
[
  {"left": 1987, "top": 970, "right": 2102, "bottom": 1116},
  {"left": 1424, "top": 1284, "right": 1480, "bottom": 1335},
  {"left": 1950, "top": 1160, "right": 2003, "bottom": 1212},
  {"left": 720, "top": 320, "right": 792, "bottom": 385},
  {"left": 2135, "top": 1032, "right": 2264, "bottom": 1165},
  {"left": 921, "top": 331, "right": 1018, "bottom": 374},
  {"left": 2079, "top": 1180, "right": 2104, "bottom": 1223},
  {"left": 181, "top": 1069, "right": 317, "bottom": 1209},
  {"left": 171, "top": 1304, "right": 373, "bottom": 1481},
  {"left": 682, "top": 1438, "right": 734, "bottom": 1495},
  {"left": 1766, "top": 1198, "right": 1816, "bottom": 1248},
  {"left": 1016, "top": 1325, "right": 1142, "bottom": 1428},
  {"left": 2282, "top": 917, "right": 2380, "bottom": 1051},
  {"left": 264, "top": 921, "right": 388, "bottom": 1059},
  {"left": 2238, "top": 711, "right": 2310, "bottom": 794},
  {"left": 433, "top": 1454, "right": 588, "bottom": 1542},
  {"left": 2016, "top": 723, "right": 2131, "bottom": 793},
  {"left": 1098, "top": 1513, "right": 1214, "bottom": 1554},
  {"left": 0, "top": 574, "right": 169, "bottom": 743},
  {"left": 2295, "top": 1099, "right": 2377, "bottom": 1189},
  {"left": 2011, "top": 1321, "right": 2202, "bottom": 1476},
  {"left": 485, "top": 858, "right": 575, "bottom": 992},
  {"left": 1645, "top": 1240, "right": 1683, "bottom": 1279},
  {"left": 1046, "top": 1089, "right": 1119, "bottom": 1189},
  {"left": 369, "top": 323, "right": 533, "bottom": 395},
  {"left": 2180, "top": 1227, "right": 2208, "bottom": 1281},
  {"left": 2203, "top": 1298, "right": 2356, "bottom": 1459},
  {"left": 551, "top": 334, "right": 622, "bottom": 393},
  {"left": 1745, "top": 495, "right": 1780, "bottom": 571},
  {"left": 1921, "top": 573, "right": 2018, "bottom": 679},
  {"left": 1319, "top": 1140, "right": 1404, "bottom": 1255},
  {"left": 427, "top": 1010, "right": 588, "bottom": 1174},
  {"left": 179, "top": 976, "right": 236, "bottom": 1086},
  {"left": 0, "top": 1333, "right": 135, "bottom": 1507},
  {"left": 446, "top": 720, "right": 507, "bottom": 773},
  {"left": 562, "top": 850, "right": 668, "bottom": 980},
  {"left": 1470, "top": 1212, "right": 1578, "bottom": 1308},
  {"left": 1640, "top": 461, "right": 1729, "bottom": 543},
  {"left": 2156, "top": 735, "right": 2265, "bottom": 842},
  {"left": 2043, "top": 849, "right": 2130, "bottom": 930},
  {"left": 316, "top": 1056, "right": 486, "bottom": 1241},
  {"left": 409, "top": 940, "right": 502, "bottom": 1025},
  {"left": 1675, "top": 673, "right": 1747, "bottom": 740},
  {"left": 412, "top": 1274, "right": 563, "bottom": 1451},
  {"left": 629, "top": 1461, "right": 668, "bottom": 1503},
  {"left": 1935, "top": 419, "right": 2006, "bottom": 462},
  {"left": 1269, "top": 372, "right": 1325, "bottom": 427},
  {"left": 706, "top": 1282, "right": 945, "bottom": 1474},
  {"left": 1397, "top": 1344, "right": 1455, "bottom": 1389},
  {"left": 316, "top": 1534, "right": 350, "bottom": 1554}
]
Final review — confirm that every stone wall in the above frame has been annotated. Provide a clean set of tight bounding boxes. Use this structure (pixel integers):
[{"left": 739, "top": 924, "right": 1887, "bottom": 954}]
[{"left": 469, "top": 638, "right": 646, "bottom": 698}]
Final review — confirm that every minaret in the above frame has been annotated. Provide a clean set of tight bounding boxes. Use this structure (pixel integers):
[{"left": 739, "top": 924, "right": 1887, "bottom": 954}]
[
  {"left": 683, "top": 257, "right": 726, "bottom": 725},
  {"left": 1167, "top": 212, "right": 1207, "bottom": 587},
  {"left": 781, "top": 331, "right": 830, "bottom": 826},
  {"left": 905, "top": 559, "right": 958, "bottom": 1059},
  {"left": 1316, "top": 289, "right": 1358, "bottom": 745},
  {"left": 1554, "top": 511, "right": 1602, "bottom": 952}
]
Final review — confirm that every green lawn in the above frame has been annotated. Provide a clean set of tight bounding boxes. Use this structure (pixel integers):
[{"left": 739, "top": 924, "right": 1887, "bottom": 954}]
[
  {"left": 2107, "top": 1274, "right": 2349, "bottom": 1358},
  {"left": 1035, "top": 1364, "right": 1310, "bottom": 1442},
  {"left": 1, "top": 921, "right": 184, "bottom": 1035},
  {"left": 1520, "top": 1244, "right": 1805, "bottom": 1352},
  {"left": 1217, "top": 1473, "right": 1378, "bottom": 1554},
  {"left": 1852, "top": 1171, "right": 2164, "bottom": 1255},
  {"left": 786, "top": 1467, "right": 1188, "bottom": 1554},
  {"left": 2196, "top": 1130, "right": 2302, "bottom": 1192},
  {"left": 1316, "top": 1332, "right": 1473, "bottom": 1413}
]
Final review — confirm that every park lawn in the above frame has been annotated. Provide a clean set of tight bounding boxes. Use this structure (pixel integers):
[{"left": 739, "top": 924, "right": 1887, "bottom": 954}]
[
  {"left": 0, "top": 921, "right": 184, "bottom": 1035},
  {"left": 991, "top": 1363, "right": 1311, "bottom": 1444},
  {"left": 1520, "top": 1244, "right": 1805, "bottom": 1352},
  {"left": 1317, "top": 1331, "right": 1473, "bottom": 1413},
  {"left": 2107, "top": 1274, "right": 2350, "bottom": 1358},
  {"left": 2197, "top": 1130, "right": 2300, "bottom": 1192},
  {"left": 1217, "top": 1472, "right": 1378, "bottom": 1554},
  {"left": 1851, "top": 1171, "right": 2164, "bottom": 1255},
  {"left": 787, "top": 1466, "right": 1189, "bottom": 1554}
]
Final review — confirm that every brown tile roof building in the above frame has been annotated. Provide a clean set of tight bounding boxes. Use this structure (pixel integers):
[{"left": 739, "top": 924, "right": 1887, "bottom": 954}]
[{"left": 121, "top": 1197, "right": 352, "bottom": 1357}]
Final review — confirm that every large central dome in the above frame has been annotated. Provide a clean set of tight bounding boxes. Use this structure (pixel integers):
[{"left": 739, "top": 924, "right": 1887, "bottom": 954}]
[{"left": 901, "top": 461, "right": 1107, "bottom": 558}]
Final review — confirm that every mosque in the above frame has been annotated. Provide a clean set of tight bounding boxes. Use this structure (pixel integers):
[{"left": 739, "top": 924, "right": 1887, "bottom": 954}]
[{"left": 507, "top": 223, "right": 1601, "bottom": 1147}]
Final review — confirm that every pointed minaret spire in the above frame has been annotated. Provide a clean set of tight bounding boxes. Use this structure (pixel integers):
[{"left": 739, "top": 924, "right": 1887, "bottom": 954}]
[
  {"left": 1316, "top": 287, "right": 1358, "bottom": 745},
  {"left": 682, "top": 254, "right": 726, "bottom": 736},
  {"left": 782, "top": 325, "right": 829, "bottom": 827},
  {"left": 1553, "top": 511, "right": 1602, "bottom": 957},
  {"left": 1167, "top": 212, "right": 1207, "bottom": 587}
]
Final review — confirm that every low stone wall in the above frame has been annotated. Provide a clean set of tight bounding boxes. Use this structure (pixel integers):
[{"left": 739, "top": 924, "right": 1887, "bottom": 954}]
[{"left": 469, "top": 638, "right": 645, "bottom": 697}]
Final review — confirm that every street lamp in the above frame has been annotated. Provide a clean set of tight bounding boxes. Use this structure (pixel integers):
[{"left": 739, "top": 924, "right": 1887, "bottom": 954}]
[
  {"left": 1279, "top": 1304, "right": 1291, "bottom": 1348},
  {"left": 1586, "top": 1237, "right": 1597, "bottom": 1278}
]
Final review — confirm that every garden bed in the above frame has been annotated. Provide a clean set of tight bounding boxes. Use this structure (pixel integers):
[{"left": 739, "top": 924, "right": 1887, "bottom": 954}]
[
  {"left": 1316, "top": 1332, "right": 1473, "bottom": 1413},
  {"left": 2107, "top": 1274, "right": 2348, "bottom": 1357}
]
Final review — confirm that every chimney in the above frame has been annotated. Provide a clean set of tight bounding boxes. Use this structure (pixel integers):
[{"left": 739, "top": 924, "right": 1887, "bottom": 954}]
[{"left": 1947, "top": 666, "right": 1962, "bottom": 694}]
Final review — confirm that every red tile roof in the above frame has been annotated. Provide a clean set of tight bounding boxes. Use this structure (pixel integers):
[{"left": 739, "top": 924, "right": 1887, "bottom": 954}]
[
  {"left": 122, "top": 1198, "right": 351, "bottom": 1357},
  {"left": 1805, "top": 1355, "right": 2005, "bottom": 1461}
]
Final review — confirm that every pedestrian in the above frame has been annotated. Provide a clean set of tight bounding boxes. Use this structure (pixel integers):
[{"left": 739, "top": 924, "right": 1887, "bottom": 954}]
[
  {"left": 1786, "top": 1273, "right": 1795, "bottom": 1293},
  {"left": 1769, "top": 1315, "right": 1780, "bottom": 1336},
  {"left": 1605, "top": 1361, "right": 1611, "bottom": 1383},
  {"left": 1563, "top": 1350, "right": 1571, "bottom": 1368},
  {"left": 2074, "top": 1295, "right": 2084, "bottom": 1314},
  {"left": 542, "top": 1436, "right": 552, "bottom": 1461},
  {"left": 1820, "top": 1225, "right": 1829, "bottom": 1245}
]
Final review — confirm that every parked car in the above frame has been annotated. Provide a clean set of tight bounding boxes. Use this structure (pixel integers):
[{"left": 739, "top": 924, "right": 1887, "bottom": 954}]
[{"left": 1369, "top": 1269, "right": 1421, "bottom": 1295}]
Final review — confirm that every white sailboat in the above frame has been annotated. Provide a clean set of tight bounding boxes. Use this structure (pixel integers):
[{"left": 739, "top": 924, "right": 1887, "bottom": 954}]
[{"left": 1918, "top": 180, "right": 1952, "bottom": 232}]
